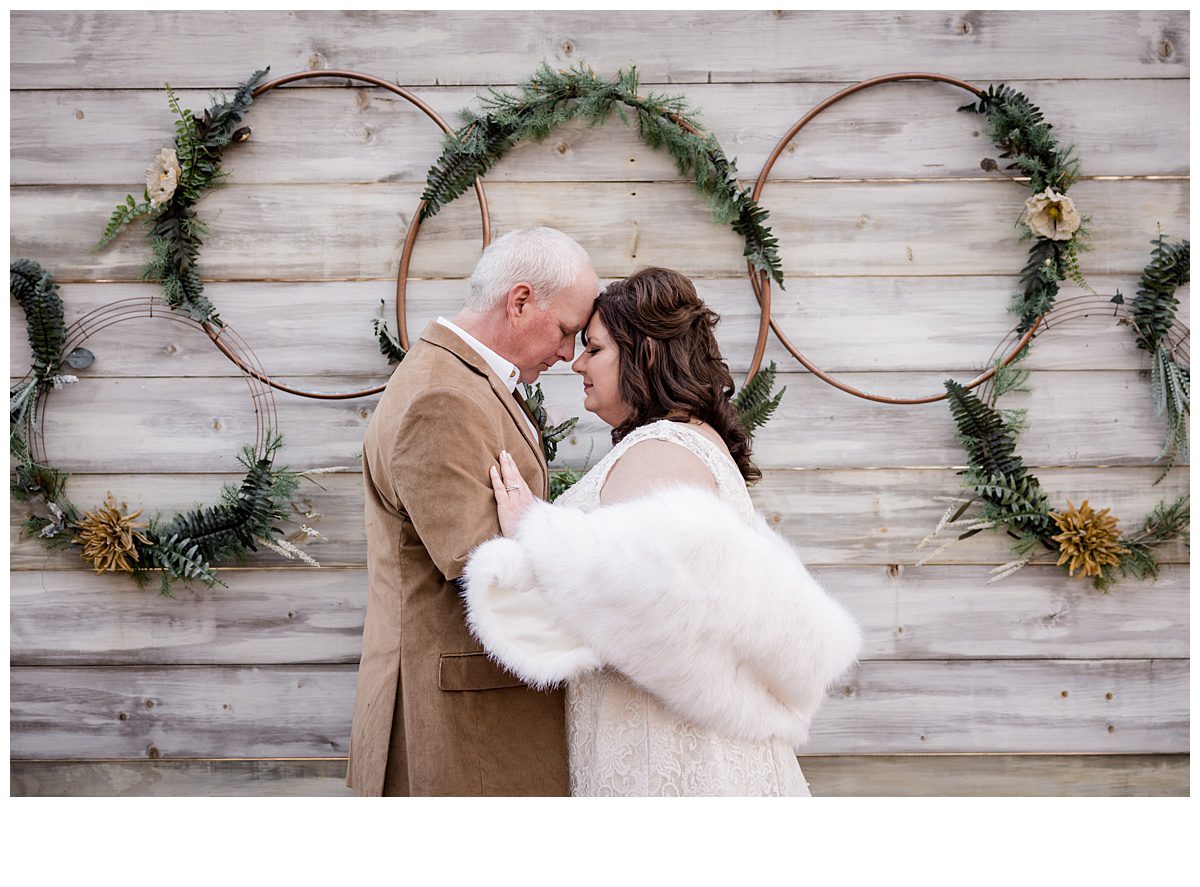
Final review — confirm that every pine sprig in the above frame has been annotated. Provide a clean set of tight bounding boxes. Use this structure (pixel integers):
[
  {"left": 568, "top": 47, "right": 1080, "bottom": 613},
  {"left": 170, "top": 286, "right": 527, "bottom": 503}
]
[
  {"left": 1093, "top": 495, "right": 1189, "bottom": 591},
  {"left": 419, "top": 63, "right": 785, "bottom": 288},
  {"left": 1127, "top": 235, "right": 1191, "bottom": 482},
  {"left": 96, "top": 68, "right": 269, "bottom": 325},
  {"left": 962, "top": 83, "right": 1087, "bottom": 329},
  {"left": 960, "top": 83, "right": 1080, "bottom": 193},
  {"left": 135, "top": 435, "right": 300, "bottom": 596},
  {"left": 1131, "top": 234, "right": 1190, "bottom": 354}
]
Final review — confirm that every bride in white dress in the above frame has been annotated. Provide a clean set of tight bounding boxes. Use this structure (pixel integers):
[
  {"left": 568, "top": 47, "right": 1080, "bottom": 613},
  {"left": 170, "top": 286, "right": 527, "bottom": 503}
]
[{"left": 464, "top": 267, "right": 861, "bottom": 797}]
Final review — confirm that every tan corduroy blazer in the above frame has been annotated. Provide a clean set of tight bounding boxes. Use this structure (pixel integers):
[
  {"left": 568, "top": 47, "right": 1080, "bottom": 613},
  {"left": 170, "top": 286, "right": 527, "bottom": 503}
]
[{"left": 346, "top": 322, "right": 568, "bottom": 796}]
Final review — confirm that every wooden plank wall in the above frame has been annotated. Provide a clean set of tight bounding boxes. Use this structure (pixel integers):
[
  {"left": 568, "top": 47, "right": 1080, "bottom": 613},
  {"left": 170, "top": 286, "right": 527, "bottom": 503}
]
[{"left": 9, "top": 10, "right": 1189, "bottom": 796}]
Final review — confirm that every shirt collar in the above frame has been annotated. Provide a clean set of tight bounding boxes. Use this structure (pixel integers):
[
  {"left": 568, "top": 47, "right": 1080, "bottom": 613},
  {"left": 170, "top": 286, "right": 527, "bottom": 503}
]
[{"left": 436, "top": 317, "right": 521, "bottom": 394}]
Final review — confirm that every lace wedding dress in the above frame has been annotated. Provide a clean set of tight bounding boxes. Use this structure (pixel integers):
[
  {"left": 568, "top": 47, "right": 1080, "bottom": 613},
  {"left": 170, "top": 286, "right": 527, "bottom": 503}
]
[{"left": 555, "top": 419, "right": 812, "bottom": 797}]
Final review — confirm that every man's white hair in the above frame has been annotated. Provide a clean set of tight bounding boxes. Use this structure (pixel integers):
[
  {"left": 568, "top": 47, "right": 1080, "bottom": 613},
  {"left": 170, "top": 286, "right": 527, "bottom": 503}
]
[{"left": 467, "top": 226, "right": 591, "bottom": 311}]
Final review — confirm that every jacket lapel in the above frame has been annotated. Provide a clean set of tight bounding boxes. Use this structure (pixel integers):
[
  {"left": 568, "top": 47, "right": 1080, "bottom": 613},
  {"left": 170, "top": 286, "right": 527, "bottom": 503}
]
[{"left": 419, "top": 322, "right": 550, "bottom": 494}]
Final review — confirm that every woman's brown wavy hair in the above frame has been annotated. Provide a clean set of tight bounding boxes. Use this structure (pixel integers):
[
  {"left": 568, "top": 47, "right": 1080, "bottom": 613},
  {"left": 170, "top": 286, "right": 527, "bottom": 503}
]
[{"left": 584, "top": 266, "right": 761, "bottom": 484}]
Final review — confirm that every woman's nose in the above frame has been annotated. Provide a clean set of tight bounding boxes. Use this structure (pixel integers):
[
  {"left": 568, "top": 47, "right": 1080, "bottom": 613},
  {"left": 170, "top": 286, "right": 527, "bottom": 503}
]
[{"left": 571, "top": 353, "right": 585, "bottom": 373}]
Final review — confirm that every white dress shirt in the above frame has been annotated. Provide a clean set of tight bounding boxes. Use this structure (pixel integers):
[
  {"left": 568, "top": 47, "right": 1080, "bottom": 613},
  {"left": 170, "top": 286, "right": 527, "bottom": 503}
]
[{"left": 436, "top": 317, "right": 538, "bottom": 439}]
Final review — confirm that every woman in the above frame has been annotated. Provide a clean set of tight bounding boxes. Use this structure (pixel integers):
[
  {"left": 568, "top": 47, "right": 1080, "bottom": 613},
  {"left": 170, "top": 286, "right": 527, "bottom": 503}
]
[{"left": 463, "top": 267, "right": 861, "bottom": 796}]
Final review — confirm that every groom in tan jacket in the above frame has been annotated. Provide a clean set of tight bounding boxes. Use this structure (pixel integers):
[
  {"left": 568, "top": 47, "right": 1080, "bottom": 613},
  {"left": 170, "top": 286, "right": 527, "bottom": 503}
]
[{"left": 347, "top": 227, "right": 599, "bottom": 796}]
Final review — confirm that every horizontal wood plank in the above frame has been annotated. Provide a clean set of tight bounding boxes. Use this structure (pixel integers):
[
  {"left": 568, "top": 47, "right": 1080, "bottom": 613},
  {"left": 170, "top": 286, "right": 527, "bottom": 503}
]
[
  {"left": 10, "top": 11, "right": 1188, "bottom": 89},
  {"left": 10, "top": 754, "right": 1188, "bottom": 796},
  {"left": 9, "top": 277, "right": 1190, "bottom": 377},
  {"left": 11, "top": 369, "right": 1191, "bottom": 472},
  {"left": 10, "top": 659, "right": 1187, "bottom": 759},
  {"left": 11, "top": 79, "right": 1188, "bottom": 186},
  {"left": 798, "top": 753, "right": 1189, "bottom": 797},
  {"left": 11, "top": 467, "right": 1189, "bottom": 568},
  {"left": 10, "top": 564, "right": 1188, "bottom": 666},
  {"left": 10, "top": 758, "right": 357, "bottom": 797},
  {"left": 11, "top": 179, "right": 1188, "bottom": 281}
]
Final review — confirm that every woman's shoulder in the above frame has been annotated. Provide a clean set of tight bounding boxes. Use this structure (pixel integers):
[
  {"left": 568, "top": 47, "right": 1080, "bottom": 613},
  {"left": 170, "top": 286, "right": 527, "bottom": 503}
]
[{"left": 601, "top": 422, "right": 722, "bottom": 505}]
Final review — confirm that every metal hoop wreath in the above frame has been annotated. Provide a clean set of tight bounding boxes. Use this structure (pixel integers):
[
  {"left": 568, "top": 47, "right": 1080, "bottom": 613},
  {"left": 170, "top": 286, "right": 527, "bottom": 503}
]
[
  {"left": 207, "top": 69, "right": 492, "bottom": 400},
  {"left": 27, "top": 295, "right": 280, "bottom": 467},
  {"left": 974, "top": 293, "right": 1191, "bottom": 406},
  {"left": 749, "top": 71, "right": 1048, "bottom": 405}
]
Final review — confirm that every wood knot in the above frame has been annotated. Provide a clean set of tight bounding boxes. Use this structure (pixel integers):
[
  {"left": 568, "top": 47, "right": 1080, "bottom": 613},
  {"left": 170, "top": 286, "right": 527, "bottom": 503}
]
[
  {"left": 117, "top": 711, "right": 128, "bottom": 721},
  {"left": 886, "top": 564, "right": 901, "bottom": 578},
  {"left": 147, "top": 744, "right": 160, "bottom": 759},
  {"left": 144, "top": 699, "right": 155, "bottom": 709},
  {"left": 358, "top": 407, "right": 371, "bottom": 419},
  {"left": 561, "top": 39, "right": 575, "bottom": 56},
  {"left": 74, "top": 109, "right": 85, "bottom": 120},
  {"left": 1158, "top": 37, "right": 1174, "bottom": 58},
  {"left": 307, "top": 51, "right": 327, "bottom": 70},
  {"left": 1106, "top": 692, "right": 1114, "bottom": 700},
  {"left": 211, "top": 418, "right": 223, "bottom": 431},
  {"left": 555, "top": 143, "right": 569, "bottom": 155},
  {"left": 958, "top": 19, "right": 972, "bottom": 35},
  {"left": 355, "top": 89, "right": 370, "bottom": 110},
  {"left": 223, "top": 703, "right": 230, "bottom": 709},
  {"left": 1061, "top": 690, "right": 1069, "bottom": 697},
  {"left": 856, "top": 215, "right": 870, "bottom": 229},
  {"left": 1107, "top": 724, "right": 1115, "bottom": 733},
  {"left": 163, "top": 343, "right": 178, "bottom": 354}
]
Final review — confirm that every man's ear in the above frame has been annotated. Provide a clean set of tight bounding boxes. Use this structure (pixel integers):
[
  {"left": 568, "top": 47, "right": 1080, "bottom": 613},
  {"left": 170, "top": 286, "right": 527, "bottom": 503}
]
[{"left": 507, "top": 283, "right": 533, "bottom": 319}]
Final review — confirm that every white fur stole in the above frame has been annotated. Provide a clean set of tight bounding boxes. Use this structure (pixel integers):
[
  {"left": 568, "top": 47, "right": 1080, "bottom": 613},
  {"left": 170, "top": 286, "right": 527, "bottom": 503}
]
[{"left": 461, "top": 485, "right": 861, "bottom": 748}]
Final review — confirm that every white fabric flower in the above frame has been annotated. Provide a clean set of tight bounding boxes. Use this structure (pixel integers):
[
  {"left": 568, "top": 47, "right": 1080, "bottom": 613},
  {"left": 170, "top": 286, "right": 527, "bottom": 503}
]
[
  {"left": 1024, "top": 188, "right": 1081, "bottom": 241},
  {"left": 145, "top": 147, "right": 181, "bottom": 208},
  {"left": 50, "top": 374, "right": 78, "bottom": 390}
]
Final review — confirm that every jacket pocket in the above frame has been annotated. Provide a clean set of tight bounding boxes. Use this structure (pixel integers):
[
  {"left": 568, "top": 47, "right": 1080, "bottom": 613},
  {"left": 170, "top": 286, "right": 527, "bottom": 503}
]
[{"left": 438, "top": 652, "right": 524, "bottom": 691}]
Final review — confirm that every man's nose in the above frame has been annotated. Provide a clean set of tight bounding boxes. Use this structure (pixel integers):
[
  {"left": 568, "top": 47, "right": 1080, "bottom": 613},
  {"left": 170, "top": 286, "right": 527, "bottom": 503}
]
[{"left": 558, "top": 339, "right": 575, "bottom": 362}]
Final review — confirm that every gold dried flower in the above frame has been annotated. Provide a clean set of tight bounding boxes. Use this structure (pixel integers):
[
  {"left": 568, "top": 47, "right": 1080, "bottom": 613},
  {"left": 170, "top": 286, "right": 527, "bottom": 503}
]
[
  {"left": 73, "top": 493, "right": 151, "bottom": 574},
  {"left": 1049, "top": 498, "right": 1129, "bottom": 579},
  {"left": 145, "top": 147, "right": 181, "bottom": 208},
  {"left": 1024, "top": 188, "right": 1082, "bottom": 241}
]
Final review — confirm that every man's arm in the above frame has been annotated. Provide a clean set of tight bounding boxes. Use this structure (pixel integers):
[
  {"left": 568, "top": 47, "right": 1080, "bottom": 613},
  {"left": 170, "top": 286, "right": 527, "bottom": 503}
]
[{"left": 391, "top": 385, "right": 506, "bottom": 581}]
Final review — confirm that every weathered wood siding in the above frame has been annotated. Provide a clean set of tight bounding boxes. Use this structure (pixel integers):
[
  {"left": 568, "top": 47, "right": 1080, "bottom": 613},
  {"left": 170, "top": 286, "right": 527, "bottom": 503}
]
[{"left": 9, "top": 10, "right": 1189, "bottom": 796}]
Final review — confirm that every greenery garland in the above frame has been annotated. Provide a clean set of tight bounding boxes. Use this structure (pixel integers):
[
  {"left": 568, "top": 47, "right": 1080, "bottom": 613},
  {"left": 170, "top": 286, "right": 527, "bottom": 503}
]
[
  {"left": 959, "top": 84, "right": 1092, "bottom": 333},
  {"left": 11, "top": 259, "right": 314, "bottom": 597},
  {"left": 96, "top": 69, "right": 269, "bottom": 323},
  {"left": 419, "top": 63, "right": 784, "bottom": 288},
  {"left": 918, "top": 344, "right": 1189, "bottom": 592},
  {"left": 914, "top": 90, "right": 1190, "bottom": 591},
  {"left": 416, "top": 63, "right": 789, "bottom": 498},
  {"left": 1120, "top": 235, "right": 1190, "bottom": 480}
]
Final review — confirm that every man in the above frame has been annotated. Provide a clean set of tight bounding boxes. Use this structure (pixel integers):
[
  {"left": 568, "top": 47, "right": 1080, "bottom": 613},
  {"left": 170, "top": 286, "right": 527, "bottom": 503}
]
[{"left": 347, "top": 226, "right": 600, "bottom": 796}]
